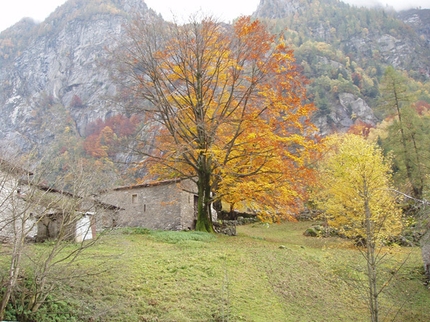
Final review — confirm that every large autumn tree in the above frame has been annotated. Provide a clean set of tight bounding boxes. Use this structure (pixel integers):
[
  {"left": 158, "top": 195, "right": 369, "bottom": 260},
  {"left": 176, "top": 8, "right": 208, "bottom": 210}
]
[{"left": 116, "top": 16, "right": 318, "bottom": 232}]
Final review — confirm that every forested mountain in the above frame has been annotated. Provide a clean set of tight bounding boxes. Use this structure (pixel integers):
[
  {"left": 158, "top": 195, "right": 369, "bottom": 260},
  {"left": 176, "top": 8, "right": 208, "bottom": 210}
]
[
  {"left": 0, "top": 0, "right": 429, "bottom": 182},
  {"left": 254, "top": 0, "right": 430, "bottom": 133}
]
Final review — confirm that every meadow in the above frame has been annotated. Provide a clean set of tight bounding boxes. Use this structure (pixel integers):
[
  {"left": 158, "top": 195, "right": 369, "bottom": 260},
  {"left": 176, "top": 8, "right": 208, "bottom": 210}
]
[{"left": 4, "top": 221, "right": 430, "bottom": 321}]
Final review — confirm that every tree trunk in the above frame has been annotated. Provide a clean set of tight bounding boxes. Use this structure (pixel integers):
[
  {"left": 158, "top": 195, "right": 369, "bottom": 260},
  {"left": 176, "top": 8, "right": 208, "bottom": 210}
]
[
  {"left": 393, "top": 86, "right": 423, "bottom": 200},
  {"left": 0, "top": 256, "right": 20, "bottom": 319},
  {"left": 364, "top": 180, "right": 378, "bottom": 322},
  {"left": 195, "top": 170, "right": 214, "bottom": 233},
  {"left": 0, "top": 229, "right": 24, "bottom": 319},
  {"left": 410, "top": 131, "right": 424, "bottom": 200}
]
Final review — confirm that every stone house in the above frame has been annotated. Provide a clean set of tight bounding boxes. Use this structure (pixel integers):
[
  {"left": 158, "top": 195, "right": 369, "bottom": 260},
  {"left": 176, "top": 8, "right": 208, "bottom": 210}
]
[
  {"left": 31, "top": 186, "right": 120, "bottom": 242},
  {"left": 0, "top": 158, "right": 119, "bottom": 243},
  {"left": 97, "top": 178, "right": 198, "bottom": 231},
  {"left": 0, "top": 158, "right": 37, "bottom": 242}
]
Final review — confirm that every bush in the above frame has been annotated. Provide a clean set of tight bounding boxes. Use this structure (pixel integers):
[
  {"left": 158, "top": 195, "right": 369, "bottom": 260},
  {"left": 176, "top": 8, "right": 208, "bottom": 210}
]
[
  {"left": 303, "top": 225, "right": 339, "bottom": 237},
  {"left": 4, "top": 291, "right": 77, "bottom": 322}
]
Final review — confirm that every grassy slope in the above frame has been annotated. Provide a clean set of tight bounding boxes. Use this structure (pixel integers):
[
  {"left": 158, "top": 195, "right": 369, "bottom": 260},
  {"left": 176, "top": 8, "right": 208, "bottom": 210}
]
[{"left": 17, "top": 222, "right": 430, "bottom": 321}]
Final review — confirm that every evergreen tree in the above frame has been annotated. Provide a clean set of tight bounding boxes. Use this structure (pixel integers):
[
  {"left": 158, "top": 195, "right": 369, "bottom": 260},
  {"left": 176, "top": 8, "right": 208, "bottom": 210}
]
[{"left": 379, "top": 66, "right": 424, "bottom": 200}]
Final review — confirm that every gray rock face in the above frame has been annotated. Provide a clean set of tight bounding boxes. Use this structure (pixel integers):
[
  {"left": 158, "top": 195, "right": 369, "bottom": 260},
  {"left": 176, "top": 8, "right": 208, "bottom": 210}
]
[
  {"left": 399, "top": 9, "right": 430, "bottom": 45},
  {"left": 315, "top": 93, "right": 377, "bottom": 136},
  {"left": 253, "top": 1, "right": 430, "bottom": 79},
  {"left": 253, "top": 0, "right": 303, "bottom": 19},
  {"left": 339, "top": 93, "right": 377, "bottom": 125},
  {"left": 0, "top": 0, "right": 150, "bottom": 154}
]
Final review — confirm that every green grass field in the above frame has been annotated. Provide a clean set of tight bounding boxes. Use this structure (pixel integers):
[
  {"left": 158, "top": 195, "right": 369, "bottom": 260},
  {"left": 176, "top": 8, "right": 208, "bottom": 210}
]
[{"left": 4, "top": 221, "right": 430, "bottom": 321}]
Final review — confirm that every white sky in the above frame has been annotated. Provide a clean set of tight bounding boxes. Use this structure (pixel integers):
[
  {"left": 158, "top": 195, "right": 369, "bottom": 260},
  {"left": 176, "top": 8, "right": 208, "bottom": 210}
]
[{"left": 0, "top": 0, "right": 429, "bottom": 33}]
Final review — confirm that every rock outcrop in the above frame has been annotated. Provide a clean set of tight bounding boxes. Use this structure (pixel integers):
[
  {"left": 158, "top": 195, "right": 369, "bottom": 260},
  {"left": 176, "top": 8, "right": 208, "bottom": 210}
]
[
  {"left": 315, "top": 93, "right": 378, "bottom": 135},
  {"left": 0, "top": 0, "right": 153, "bottom": 154}
]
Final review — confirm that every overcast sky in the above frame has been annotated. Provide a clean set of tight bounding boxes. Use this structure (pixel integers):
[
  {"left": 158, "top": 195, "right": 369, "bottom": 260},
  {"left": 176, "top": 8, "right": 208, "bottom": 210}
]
[{"left": 1, "top": 0, "right": 429, "bottom": 33}]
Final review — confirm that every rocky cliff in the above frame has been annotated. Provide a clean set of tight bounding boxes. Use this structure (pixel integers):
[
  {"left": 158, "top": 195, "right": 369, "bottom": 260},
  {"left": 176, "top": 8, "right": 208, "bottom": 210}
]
[
  {"left": 253, "top": 0, "right": 430, "bottom": 76},
  {"left": 253, "top": 0, "right": 303, "bottom": 19},
  {"left": 315, "top": 93, "right": 378, "bottom": 136},
  {"left": 399, "top": 9, "right": 430, "bottom": 45},
  {"left": 0, "top": 0, "right": 153, "bottom": 155}
]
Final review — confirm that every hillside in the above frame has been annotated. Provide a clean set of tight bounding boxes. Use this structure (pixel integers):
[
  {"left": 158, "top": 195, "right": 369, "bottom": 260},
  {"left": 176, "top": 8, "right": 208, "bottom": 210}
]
[
  {"left": 253, "top": 0, "right": 430, "bottom": 134},
  {"left": 2, "top": 222, "right": 429, "bottom": 321},
  {"left": 0, "top": 0, "right": 154, "bottom": 164},
  {"left": 0, "top": 0, "right": 429, "bottom": 177}
]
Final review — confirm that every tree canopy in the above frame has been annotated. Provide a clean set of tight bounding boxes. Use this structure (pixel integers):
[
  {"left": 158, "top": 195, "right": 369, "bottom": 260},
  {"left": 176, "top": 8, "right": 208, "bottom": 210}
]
[
  {"left": 312, "top": 133, "right": 402, "bottom": 241},
  {"left": 116, "top": 16, "right": 319, "bottom": 231}
]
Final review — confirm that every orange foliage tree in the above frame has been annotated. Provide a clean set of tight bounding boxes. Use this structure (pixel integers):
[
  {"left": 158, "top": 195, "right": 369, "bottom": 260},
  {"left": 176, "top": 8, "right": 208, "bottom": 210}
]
[
  {"left": 347, "top": 120, "right": 374, "bottom": 138},
  {"left": 116, "top": 16, "right": 319, "bottom": 232},
  {"left": 83, "top": 115, "right": 140, "bottom": 158}
]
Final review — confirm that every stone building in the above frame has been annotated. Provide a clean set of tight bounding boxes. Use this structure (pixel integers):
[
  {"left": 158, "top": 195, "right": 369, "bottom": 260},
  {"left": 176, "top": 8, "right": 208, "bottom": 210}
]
[
  {"left": 0, "top": 158, "right": 119, "bottom": 243},
  {"left": 0, "top": 158, "right": 37, "bottom": 242},
  {"left": 97, "top": 178, "right": 197, "bottom": 231},
  {"left": 32, "top": 188, "right": 120, "bottom": 242}
]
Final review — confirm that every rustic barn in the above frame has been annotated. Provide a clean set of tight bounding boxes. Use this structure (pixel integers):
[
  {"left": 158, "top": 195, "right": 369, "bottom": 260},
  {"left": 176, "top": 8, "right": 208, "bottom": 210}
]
[
  {"left": 32, "top": 189, "right": 120, "bottom": 242},
  {"left": 0, "top": 158, "right": 119, "bottom": 243}
]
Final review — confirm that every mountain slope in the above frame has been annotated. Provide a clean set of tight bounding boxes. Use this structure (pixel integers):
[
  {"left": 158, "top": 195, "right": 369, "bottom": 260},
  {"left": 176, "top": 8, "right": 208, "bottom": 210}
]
[
  {"left": 0, "top": 0, "right": 429, "bottom": 169},
  {"left": 0, "top": 0, "right": 154, "bottom": 155},
  {"left": 252, "top": 0, "right": 430, "bottom": 133},
  {"left": 254, "top": 0, "right": 430, "bottom": 75}
]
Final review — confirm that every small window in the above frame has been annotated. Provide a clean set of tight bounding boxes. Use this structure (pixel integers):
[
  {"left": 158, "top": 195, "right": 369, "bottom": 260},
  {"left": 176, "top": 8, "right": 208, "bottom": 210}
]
[
  {"left": 131, "top": 194, "right": 138, "bottom": 204},
  {"left": 144, "top": 204, "right": 147, "bottom": 212}
]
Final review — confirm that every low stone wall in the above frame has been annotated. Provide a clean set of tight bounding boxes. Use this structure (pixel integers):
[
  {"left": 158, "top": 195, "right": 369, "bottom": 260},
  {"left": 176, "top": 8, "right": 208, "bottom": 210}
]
[
  {"left": 213, "top": 220, "right": 237, "bottom": 236},
  {"left": 213, "top": 217, "right": 259, "bottom": 236}
]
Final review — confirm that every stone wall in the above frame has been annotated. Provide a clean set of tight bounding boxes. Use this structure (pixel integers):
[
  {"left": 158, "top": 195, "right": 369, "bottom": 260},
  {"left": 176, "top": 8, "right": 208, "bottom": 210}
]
[
  {"left": 0, "top": 170, "right": 38, "bottom": 242},
  {"left": 98, "top": 179, "right": 197, "bottom": 231},
  {"left": 213, "top": 217, "right": 259, "bottom": 236}
]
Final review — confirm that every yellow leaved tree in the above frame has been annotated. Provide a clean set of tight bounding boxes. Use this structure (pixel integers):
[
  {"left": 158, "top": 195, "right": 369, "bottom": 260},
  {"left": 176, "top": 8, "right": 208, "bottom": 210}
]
[
  {"left": 312, "top": 133, "right": 402, "bottom": 322},
  {"left": 313, "top": 134, "right": 402, "bottom": 240}
]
